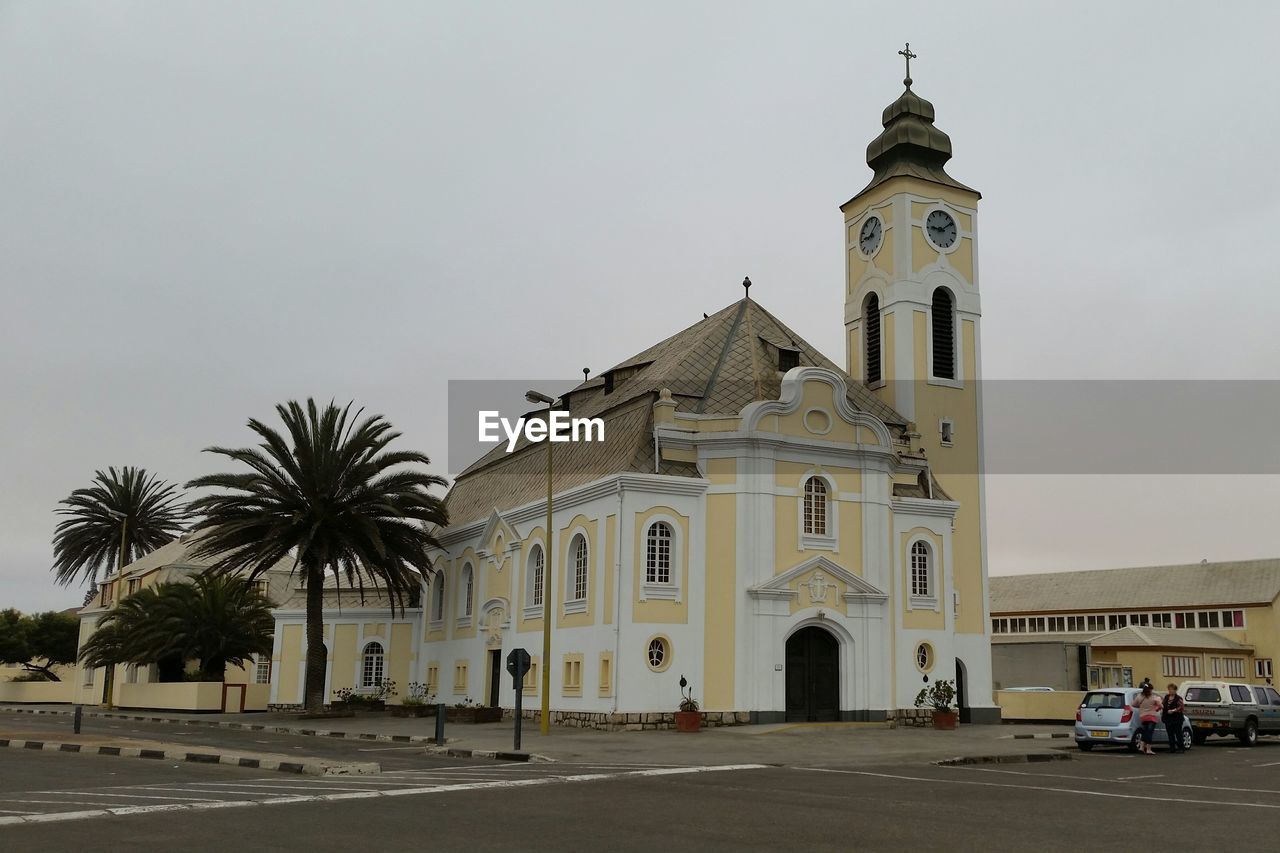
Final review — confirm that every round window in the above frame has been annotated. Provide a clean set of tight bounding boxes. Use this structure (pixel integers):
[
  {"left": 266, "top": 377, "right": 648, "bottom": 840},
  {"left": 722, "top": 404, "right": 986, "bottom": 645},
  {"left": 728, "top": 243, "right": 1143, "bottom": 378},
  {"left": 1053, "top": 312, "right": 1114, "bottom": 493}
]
[
  {"left": 915, "top": 642, "right": 933, "bottom": 672},
  {"left": 646, "top": 636, "right": 671, "bottom": 671}
]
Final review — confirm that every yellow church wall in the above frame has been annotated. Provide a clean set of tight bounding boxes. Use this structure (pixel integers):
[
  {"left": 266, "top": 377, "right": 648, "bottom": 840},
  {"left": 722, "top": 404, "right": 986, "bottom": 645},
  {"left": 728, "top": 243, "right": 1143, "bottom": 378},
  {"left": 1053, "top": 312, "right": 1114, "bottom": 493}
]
[
  {"left": 901, "top": 528, "right": 945, "bottom": 631},
  {"left": 703, "top": 492, "right": 736, "bottom": 709},
  {"left": 601, "top": 514, "right": 617, "bottom": 624},
  {"left": 948, "top": 237, "right": 974, "bottom": 282},
  {"left": 912, "top": 228, "right": 937, "bottom": 274},
  {"left": 330, "top": 624, "right": 358, "bottom": 694},
  {"left": 362, "top": 622, "right": 384, "bottom": 638},
  {"left": 632, "top": 506, "right": 689, "bottom": 624},
  {"left": 277, "top": 624, "right": 303, "bottom": 705},
  {"left": 848, "top": 248, "right": 867, "bottom": 293},
  {"left": 774, "top": 381, "right": 857, "bottom": 444},
  {"left": 876, "top": 227, "right": 895, "bottom": 279},
  {"left": 388, "top": 623, "right": 413, "bottom": 699},
  {"left": 848, "top": 328, "right": 861, "bottom": 379},
  {"left": 705, "top": 457, "right": 736, "bottom": 486},
  {"left": 843, "top": 176, "right": 979, "bottom": 219},
  {"left": 556, "top": 514, "right": 596, "bottom": 629}
]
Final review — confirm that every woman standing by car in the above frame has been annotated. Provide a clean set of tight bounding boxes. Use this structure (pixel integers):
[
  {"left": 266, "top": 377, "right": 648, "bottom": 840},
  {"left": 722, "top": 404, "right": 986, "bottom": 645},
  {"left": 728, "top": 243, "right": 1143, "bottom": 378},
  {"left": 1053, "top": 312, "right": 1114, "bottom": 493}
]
[
  {"left": 1133, "top": 682, "right": 1163, "bottom": 755},
  {"left": 1162, "top": 683, "right": 1186, "bottom": 753}
]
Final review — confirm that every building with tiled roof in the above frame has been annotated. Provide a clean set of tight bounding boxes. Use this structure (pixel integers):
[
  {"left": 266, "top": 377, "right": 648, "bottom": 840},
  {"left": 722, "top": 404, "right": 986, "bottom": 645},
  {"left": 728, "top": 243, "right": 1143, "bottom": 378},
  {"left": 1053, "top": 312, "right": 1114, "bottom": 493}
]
[{"left": 270, "top": 66, "right": 998, "bottom": 726}]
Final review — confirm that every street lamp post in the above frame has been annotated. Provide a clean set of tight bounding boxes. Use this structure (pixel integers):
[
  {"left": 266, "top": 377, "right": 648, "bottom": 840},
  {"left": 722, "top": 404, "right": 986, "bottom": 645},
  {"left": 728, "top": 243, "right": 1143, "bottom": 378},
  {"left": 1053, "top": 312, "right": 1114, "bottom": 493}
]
[{"left": 525, "top": 390, "right": 558, "bottom": 736}]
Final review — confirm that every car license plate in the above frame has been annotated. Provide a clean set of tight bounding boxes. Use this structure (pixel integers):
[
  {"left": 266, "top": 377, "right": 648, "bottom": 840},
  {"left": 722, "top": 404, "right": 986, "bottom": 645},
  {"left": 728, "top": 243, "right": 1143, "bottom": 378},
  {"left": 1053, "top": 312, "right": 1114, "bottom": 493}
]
[
  {"left": 1090, "top": 730, "right": 1109, "bottom": 738},
  {"left": 1194, "top": 721, "right": 1215, "bottom": 729}
]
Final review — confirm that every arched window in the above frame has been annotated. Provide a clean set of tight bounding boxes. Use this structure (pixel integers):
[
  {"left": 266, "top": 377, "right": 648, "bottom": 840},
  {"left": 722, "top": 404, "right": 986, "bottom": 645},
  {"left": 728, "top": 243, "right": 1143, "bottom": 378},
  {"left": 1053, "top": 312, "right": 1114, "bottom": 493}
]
[
  {"left": 803, "top": 477, "right": 828, "bottom": 536},
  {"left": 910, "top": 541, "right": 932, "bottom": 598},
  {"left": 570, "top": 536, "right": 588, "bottom": 602},
  {"left": 527, "top": 544, "right": 545, "bottom": 608},
  {"left": 864, "top": 293, "right": 881, "bottom": 384},
  {"left": 460, "top": 563, "right": 474, "bottom": 618},
  {"left": 931, "top": 288, "right": 955, "bottom": 380},
  {"left": 361, "top": 641, "right": 385, "bottom": 688},
  {"left": 432, "top": 573, "right": 446, "bottom": 622},
  {"left": 645, "top": 522, "right": 673, "bottom": 585}
]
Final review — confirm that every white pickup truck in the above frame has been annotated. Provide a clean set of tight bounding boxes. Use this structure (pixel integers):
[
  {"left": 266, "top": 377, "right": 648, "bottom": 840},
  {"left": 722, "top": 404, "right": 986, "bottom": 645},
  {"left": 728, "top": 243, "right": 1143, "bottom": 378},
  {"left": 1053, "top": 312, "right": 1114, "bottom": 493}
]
[{"left": 1181, "top": 681, "right": 1280, "bottom": 746}]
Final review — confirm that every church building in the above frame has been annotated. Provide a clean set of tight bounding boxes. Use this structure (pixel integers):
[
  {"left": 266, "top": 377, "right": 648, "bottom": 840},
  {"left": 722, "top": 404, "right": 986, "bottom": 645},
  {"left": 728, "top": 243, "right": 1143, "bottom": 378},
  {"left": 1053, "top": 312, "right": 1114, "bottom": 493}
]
[{"left": 269, "top": 59, "right": 999, "bottom": 726}]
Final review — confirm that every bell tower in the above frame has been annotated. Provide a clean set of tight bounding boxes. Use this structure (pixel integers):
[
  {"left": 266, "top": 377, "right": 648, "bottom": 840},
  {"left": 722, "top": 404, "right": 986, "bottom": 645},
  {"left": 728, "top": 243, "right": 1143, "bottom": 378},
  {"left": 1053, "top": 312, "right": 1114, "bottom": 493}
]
[{"left": 841, "top": 45, "right": 989, "bottom": 640}]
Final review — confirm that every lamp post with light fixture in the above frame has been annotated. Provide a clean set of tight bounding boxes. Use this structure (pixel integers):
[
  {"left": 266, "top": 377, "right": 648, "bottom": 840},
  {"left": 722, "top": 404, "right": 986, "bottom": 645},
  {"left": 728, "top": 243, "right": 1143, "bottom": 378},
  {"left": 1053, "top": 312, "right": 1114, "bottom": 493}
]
[{"left": 525, "top": 390, "right": 559, "bottom": 735}]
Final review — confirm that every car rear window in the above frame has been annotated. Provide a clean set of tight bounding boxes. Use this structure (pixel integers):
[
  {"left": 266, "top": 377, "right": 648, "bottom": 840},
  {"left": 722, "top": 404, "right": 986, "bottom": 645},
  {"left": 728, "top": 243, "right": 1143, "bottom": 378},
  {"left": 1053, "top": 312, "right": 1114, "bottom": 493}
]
[
  {"left": 1185, "top": 687, "right": 1222, "bottom": 702},
  {"left": 1083, "top": 692, "right": 1126, "bottom": 709},
  {"left": 1230, "top": 685, "right": 1253, "bottom": 702}
]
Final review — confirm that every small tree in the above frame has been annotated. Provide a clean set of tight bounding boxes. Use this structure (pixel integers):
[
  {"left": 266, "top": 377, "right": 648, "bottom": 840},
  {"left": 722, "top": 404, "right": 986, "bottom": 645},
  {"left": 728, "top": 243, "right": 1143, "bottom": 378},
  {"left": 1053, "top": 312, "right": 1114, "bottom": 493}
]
[
  {"left": 0, "top": 609, "right": 80, "bottom": 682},
  {"left": 79, "top": 574, "right": 273, "bottom": 681},
  {"left": 914, "top": 679, "right": 957, "bottom": 712}
]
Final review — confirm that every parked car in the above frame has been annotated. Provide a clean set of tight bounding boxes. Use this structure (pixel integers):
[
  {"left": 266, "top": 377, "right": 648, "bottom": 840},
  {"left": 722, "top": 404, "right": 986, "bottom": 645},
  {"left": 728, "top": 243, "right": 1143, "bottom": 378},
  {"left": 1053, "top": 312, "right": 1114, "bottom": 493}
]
[
  {"left": 1074, "top": 687, "right": 1192, "bottom": 752},
  {"left": 1182, "top": 681, "right": 1280, "bottom": 746}
]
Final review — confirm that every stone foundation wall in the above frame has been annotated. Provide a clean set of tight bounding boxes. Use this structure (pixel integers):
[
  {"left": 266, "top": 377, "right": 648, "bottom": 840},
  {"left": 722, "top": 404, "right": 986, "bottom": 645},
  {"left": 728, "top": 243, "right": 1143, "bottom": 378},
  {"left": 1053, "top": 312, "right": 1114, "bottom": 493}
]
[
  {"left": 510, "top": 709, "right": 754, "bottom": 731},
  {"left": 887, "top": 708, "right": 935, "bottom": 727}
]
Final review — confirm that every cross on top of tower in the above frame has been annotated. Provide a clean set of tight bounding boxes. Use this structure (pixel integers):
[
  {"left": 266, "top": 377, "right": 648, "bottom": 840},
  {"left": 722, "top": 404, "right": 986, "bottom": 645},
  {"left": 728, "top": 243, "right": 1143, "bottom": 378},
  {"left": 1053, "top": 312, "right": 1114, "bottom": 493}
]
[{"left": 898, "top": 42, "right": 917, "bottom": 87}]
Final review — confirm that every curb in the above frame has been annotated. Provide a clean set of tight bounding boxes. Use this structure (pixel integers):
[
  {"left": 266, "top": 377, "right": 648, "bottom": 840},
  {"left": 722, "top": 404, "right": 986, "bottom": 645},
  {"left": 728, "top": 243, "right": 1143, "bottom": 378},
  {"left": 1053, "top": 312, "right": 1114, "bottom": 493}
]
[
  {"left": 0, "top": 706, "right": 548, "bottom": 763},
  {"left": 0, "top": 737, "right": 379, "bottom": 776},
  {"left": 1009, "top": 732, "right": 1071, "bottom": 740},
  {"left": 934, "top": 751, "right": 1073, "bottom": 766}
]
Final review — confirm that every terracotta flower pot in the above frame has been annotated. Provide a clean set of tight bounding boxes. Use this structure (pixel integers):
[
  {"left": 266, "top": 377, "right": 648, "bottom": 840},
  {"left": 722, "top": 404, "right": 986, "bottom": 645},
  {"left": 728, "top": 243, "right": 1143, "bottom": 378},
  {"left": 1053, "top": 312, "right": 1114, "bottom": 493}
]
[
  {"left": 931, "top": 710, "right": 958, "bottom": 730},
  {"left": 675, "top": 710, "right": 702, "bottom": 732}
]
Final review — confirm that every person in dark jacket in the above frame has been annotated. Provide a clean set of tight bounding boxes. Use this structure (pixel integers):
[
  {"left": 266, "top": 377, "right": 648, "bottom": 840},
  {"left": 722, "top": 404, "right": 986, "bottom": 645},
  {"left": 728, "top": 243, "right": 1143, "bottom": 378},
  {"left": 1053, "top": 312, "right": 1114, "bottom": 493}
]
[{"left": 1162, "top": 683, "right": 1186, "bottom": 753}]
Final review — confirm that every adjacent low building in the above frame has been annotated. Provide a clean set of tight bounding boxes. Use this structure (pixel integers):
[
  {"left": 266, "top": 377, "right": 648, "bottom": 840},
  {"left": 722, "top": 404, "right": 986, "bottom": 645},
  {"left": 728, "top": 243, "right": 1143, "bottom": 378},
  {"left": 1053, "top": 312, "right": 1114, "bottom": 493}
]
[{"left": 990, "top": 558, "right": 1279, "bottom": 692}]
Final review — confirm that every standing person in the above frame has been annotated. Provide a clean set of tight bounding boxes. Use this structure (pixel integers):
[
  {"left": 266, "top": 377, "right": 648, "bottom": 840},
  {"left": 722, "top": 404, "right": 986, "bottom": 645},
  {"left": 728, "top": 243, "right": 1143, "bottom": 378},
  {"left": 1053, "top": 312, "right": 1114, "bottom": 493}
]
[
  {"left": 1132, "top": 682, "right": 1162, "bottom": 755},
  {"left": 1162, "top": 683, "right": 1186, "bottom": 753}
]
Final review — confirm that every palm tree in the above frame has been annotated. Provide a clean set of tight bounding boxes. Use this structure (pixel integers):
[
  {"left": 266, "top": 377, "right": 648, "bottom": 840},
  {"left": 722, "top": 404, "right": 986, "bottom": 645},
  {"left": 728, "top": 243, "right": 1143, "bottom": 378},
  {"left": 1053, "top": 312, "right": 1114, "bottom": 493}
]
[
  {"left": 79, "top": 573, "right": 274, "bottom": 681},
  {"left": 185, "top": 399, "right": 448, "bottom": 712},
  {"left": 52, "top": 467, "right": 188, "bottom": 589}
]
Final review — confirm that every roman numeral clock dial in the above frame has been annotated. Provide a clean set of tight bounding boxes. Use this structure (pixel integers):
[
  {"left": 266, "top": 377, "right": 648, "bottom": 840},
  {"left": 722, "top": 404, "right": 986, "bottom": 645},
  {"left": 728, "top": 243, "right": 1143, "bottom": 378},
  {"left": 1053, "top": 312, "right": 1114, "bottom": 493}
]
[{"left": 925, "top": 209, "right": 957, "bottom": 249}]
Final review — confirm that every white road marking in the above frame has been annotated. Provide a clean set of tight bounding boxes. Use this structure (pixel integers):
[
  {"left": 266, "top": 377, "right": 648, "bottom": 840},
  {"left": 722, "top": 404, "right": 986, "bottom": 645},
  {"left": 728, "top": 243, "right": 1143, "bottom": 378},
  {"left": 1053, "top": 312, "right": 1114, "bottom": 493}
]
[
  {"left": 795, "top": 767, "right": 1280, "bottom": 810},
  {"left": 0, "top": 764, "right": 767, "bottom": 826},
  {"left": 1253, "top": 761, "right": 1280, "bottom": 768},
  {"left": 950, "top": 765, "right": 1280, "bottom": 797}
]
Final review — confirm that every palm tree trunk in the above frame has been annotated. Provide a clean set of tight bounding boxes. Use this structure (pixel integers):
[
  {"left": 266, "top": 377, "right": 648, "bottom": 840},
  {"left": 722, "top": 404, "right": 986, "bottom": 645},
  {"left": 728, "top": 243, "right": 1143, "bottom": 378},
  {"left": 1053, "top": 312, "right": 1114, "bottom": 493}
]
[{"left": 304, "top": 568, "right": 326, "bottom": 713}]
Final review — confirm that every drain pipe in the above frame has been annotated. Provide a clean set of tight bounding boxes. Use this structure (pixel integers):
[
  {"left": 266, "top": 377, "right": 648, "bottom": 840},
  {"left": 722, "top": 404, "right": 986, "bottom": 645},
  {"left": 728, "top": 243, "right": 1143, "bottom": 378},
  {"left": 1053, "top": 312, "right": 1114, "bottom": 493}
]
[{"left": 612, "top": 480, "right": 624, "bottom": 716}]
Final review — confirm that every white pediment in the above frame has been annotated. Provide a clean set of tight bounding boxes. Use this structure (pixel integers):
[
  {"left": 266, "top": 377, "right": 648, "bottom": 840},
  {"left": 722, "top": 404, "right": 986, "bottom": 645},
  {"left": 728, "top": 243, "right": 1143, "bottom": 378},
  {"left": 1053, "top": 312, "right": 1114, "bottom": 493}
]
[
  {"left": 747, "top": 555, "right": 887, "bottom": 603},
  {"left": 475, "top": 509, "right": 520, "bottom": 557}
]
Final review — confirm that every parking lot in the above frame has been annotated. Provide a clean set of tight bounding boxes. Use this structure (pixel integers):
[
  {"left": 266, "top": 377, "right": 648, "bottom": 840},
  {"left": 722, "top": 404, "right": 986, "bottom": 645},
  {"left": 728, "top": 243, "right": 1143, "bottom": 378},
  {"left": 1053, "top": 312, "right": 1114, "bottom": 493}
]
[{"left": 2, "top": 726, "right": 1278, "bottom": 851}]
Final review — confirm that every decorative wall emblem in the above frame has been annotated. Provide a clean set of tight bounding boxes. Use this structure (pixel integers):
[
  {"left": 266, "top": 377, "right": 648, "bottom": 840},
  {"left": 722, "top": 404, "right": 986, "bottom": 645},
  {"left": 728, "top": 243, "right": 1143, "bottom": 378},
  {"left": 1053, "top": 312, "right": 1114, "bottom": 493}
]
[
  {"left": 485, "top": 608, "right": 506, "bottom": 647},
  {"left": 804, "top": 571, "right": 831, "bottom": 604}
]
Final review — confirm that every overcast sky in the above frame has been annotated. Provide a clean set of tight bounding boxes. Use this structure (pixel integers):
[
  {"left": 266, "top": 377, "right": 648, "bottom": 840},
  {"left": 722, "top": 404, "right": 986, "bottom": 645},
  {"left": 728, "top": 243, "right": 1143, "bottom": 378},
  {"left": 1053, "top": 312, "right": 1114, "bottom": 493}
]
[{"left": 3, "top": 2, "right": 1279, "bottom": 612}]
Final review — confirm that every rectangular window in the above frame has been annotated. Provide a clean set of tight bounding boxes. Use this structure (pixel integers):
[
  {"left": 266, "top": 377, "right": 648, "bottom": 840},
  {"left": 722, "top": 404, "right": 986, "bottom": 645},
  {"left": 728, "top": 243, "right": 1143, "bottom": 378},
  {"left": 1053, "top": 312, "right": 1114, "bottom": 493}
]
[
  {"left": 453, "top": 662, "right": 468, "bottom": 693},
  {"left": 1151, "top": 612, "right": 1172, "bottom": 628},
  {"left": 425, "top": 664, "right": 439, "bottom": 693},
  {"left": 599, "top": 656, "right": 612, "bottom": 694},
  {"left": 1218, "top": 659, "right": 1244, "bottom": 679},
  {"left": 778, "top": 348, "right": 800, "bottom": 372},
  {"left": 1087, "top": 615, "right": 1105, "bottom": 632},
  {"left": 1162, "top": 655, "right": 1199, "bottom": 678},
  {"left": 126, "top": 578, "right": 140, "bottom": 596},
  {"left": 562, "top": 658, "right": 582, "bottom": 695},
  {"left": 83, "top": 667, "right": 95, "bottom": 687},
  {"left": 1257, "top": 659, "right": 1274, "bottom": 680},
  {"left": 1229, "top": 685, "right": 1252, "bottom": 702},
  {"left": 255, "top": 657, "right": 272, "bottom": 684},
  {"left": 1049, "top": 616, "right": 1065, "bottom": 632},
  {"left": 523, "top": 661, "right": 538, "bottom": 694},
  {"left": 100, "top": 584, "right": 113, "bottom": 606}
]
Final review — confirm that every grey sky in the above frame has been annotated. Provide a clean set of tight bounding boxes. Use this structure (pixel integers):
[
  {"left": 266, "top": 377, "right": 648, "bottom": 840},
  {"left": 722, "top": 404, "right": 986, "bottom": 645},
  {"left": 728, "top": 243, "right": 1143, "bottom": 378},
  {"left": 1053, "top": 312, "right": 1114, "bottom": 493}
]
[{"left": 3, "top": 2, "right": 1279, "bottom": 611}]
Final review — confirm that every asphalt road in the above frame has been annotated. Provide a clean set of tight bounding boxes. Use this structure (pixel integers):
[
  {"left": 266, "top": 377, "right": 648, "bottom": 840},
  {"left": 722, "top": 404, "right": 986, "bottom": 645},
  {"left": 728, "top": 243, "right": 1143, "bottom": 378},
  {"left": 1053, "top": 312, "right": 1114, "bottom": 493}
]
[
  {"left": 0, "top": 710, "right": 455, "bottom": 770},
  {"left": 3, "top": 738, "right": 1279, "bottom": 850}
]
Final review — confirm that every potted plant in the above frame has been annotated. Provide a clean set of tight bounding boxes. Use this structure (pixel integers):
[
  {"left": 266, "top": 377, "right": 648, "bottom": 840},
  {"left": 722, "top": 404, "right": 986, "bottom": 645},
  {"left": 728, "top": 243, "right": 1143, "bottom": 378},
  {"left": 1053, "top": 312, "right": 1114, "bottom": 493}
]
[
  {"left": 914, "top": 679, "right": 958, "bottom": 730},
  {"left": 675, "top": 675, "right": 701, "bottom": 732},
  {"left": 445, "top": 697, "right": 503, "bottom": 724},
  {"left": 391, "top": 682, "right": 436, "bottom": 717}
]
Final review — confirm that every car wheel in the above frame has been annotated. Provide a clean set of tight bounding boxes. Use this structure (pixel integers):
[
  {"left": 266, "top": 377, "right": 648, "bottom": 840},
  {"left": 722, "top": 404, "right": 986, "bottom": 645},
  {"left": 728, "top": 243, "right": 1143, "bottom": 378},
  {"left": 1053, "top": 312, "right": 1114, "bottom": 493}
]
[
  {"left": 1128, "top": 733, "right": 1141, "bottom": 752},
  {"left": 1238, "top": 718, "right": 1258, "bottom": 747},
  {"left": 1181, "top": 728, "right": 1193, "bottom": 751},
  {"left": 1077, "top": 742, "right": 1094, "bottom": 752}
]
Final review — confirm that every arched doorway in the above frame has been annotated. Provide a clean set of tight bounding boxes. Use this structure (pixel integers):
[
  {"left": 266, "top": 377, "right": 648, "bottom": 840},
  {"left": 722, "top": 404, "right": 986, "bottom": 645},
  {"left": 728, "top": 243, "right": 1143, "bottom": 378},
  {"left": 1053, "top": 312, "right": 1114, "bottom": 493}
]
[
  {"left": 785, "top": 626, "right": 840, "bottom": 722},
  {"left": 955, "top": 658, "right": 970, "bottom": 724}
]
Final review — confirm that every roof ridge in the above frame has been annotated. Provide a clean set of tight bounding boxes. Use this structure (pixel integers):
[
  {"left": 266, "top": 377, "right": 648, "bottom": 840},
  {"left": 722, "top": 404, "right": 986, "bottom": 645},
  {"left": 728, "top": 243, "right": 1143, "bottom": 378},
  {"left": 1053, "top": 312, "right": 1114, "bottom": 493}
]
[{"left": 695, "top": 300, "right": 750, "bottom": 414}]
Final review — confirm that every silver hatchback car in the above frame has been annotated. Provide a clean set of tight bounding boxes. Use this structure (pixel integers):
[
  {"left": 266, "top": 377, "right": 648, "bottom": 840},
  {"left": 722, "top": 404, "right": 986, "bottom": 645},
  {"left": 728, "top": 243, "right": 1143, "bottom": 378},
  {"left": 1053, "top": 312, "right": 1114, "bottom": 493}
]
[{"left": 1074, "top": 687, "right": 1193, "bottom": 752}]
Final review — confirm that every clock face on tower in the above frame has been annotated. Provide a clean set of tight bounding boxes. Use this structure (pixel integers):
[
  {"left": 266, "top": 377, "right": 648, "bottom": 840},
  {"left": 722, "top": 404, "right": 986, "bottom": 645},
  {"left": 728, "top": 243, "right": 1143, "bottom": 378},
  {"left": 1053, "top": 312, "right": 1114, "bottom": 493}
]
[
  {"left": 925, "top": 209, "right": 958, "bottom": 249},
  {"left": 858, "top": 216, "right": 883, "bottom": 256}
]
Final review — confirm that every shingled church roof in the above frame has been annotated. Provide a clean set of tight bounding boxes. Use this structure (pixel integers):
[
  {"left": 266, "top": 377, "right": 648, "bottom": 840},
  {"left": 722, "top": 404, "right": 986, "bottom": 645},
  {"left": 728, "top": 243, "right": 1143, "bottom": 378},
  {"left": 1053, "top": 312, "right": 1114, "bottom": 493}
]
[{"left": 443, "top": 297, "right": 910, "bottom": 528}]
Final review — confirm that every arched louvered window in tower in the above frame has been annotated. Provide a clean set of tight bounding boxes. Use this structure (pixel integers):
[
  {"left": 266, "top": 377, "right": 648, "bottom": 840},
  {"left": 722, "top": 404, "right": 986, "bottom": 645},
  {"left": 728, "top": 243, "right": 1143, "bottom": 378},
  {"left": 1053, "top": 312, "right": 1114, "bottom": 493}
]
[
  {"left": 864, "top": 293, "right": 881, "bottom": 384},
  {"left": 931, "top": 288, "right": 955, "bottom": 380}
]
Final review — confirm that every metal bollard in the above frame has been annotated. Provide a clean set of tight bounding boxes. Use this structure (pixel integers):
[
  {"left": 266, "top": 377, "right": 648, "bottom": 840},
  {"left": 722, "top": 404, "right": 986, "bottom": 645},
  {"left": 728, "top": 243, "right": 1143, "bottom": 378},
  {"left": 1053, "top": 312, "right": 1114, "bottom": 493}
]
[
  {"left": 434, "top": 703, "right": 445, "bottom": 745},
  {"left": 73, "top": 705, "right": 82, "bottom": 735}
]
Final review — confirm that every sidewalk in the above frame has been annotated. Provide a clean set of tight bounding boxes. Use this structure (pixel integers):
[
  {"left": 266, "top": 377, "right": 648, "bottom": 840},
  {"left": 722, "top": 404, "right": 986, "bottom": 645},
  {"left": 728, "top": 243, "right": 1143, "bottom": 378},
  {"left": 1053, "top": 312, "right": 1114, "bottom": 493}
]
[{"left": 2, "top": 705, "right": 1074, "bottom": 767}]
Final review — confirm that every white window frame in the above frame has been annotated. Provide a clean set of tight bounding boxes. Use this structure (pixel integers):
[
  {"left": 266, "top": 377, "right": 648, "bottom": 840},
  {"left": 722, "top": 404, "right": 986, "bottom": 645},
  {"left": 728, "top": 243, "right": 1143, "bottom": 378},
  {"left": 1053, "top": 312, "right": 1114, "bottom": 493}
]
[
  {"left": 797, "top": 472, "right": 838, "bottom": 552},
  {"left": 254, "top": 656, "right": 272, "bottom": 685},
  {"left": 1256, "top": 659, "right": 1273, "bottom": 680},
  {"left": 523, "top": 542, "right": 546, "bottom": 619},
  {"left": 360, "top": 641, "right": 385, "bottom": 690},
  {"left": 640, "top": 516, "right": 682, "bottom": 602},
  {"left": 565, "top": 533, "right": 589, "bottom": 614},
  {"left": 906, "top": 537, "right": 938, "bottom": 610},
  {"left": 457, "top": 563, "right": 474, "bottom": 628}
]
